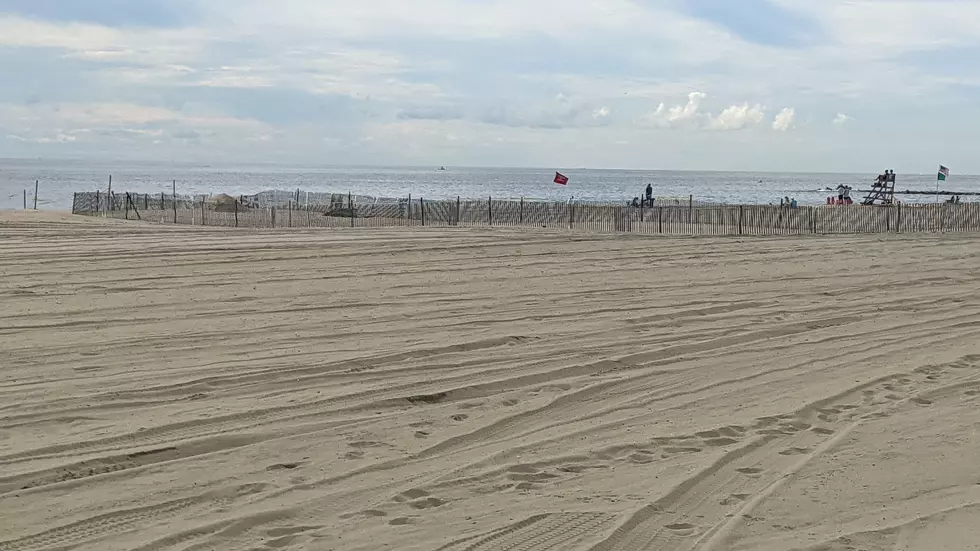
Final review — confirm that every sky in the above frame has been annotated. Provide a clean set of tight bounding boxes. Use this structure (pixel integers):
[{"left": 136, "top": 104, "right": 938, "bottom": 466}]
[{"left": 1, "top": 0, "right": 979, "bottom": 173}]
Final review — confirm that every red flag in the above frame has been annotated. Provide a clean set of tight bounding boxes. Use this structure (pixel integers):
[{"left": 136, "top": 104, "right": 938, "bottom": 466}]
[{"left": 554, "top": 171, "right": 569, "bottom": 186}]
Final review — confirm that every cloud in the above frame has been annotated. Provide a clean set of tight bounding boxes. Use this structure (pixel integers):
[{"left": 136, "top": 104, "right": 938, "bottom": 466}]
[
  {"left": 711, "top": 103, "right": 767, "bottom": 130},
  {"left": 833, "top": 112, "right": 853, "bottom": 126},
  {"left": 3, "top": 1, "right": 980, "bottom": 171},
  {"left": 772, "top": 107, "right": 796, "bottom": 131},
  {"left": 638, "top": 92, "right": 766, "bottom": 131}
]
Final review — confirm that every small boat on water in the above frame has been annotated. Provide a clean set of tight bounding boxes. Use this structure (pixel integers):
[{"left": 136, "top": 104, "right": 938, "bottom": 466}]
[{"left": 438, "top": 166, "right": 446, "bottom": 171}]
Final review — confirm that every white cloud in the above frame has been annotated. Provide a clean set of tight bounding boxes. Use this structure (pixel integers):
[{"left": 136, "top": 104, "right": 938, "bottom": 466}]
[
  {"left": 833, "top": 112, "right": 853, "bottom": 126},
  {"left": 638, "top": 92, "right": 766, "bottom": 131},
  {"left": 710, "top": 103, "right": 767, "bottom": 131},
  {"left": 772, "top": 108, "right": 796, "bottom": 131}
]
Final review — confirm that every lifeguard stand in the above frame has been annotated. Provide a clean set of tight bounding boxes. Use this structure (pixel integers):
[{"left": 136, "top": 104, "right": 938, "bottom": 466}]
[{"left": 862, "top": 169, "right": 896, "bottom": 205}]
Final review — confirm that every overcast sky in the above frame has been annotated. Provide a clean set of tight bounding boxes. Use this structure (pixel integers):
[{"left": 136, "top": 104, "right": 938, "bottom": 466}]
[{"left": 1, "top": 0, "right": 978, "bottom": 172}]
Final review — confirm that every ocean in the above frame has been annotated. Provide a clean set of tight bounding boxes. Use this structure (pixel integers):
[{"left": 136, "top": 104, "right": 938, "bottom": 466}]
[{"left": 1, "top": 159, "right": 974, "bottom": 210}]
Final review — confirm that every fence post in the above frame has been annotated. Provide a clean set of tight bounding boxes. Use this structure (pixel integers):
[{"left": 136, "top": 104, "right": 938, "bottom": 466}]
[
  {"left": 568, "top": 201, "right": 574, "bottom": 230},
  {"left": 519, "top": 197, "right": 524, "bottom": 225},
  {"left": 201, "top": 198, "right": 206, "bottom": 226},
  {"left": 128, "top": 193, "right": 141, "bottom": 220},
  {"left": 95, "top": 190, "right": 100, "bottom": 214},
  {"left": 488, "top": 196, "right": 493, "bottom": 226},
  {"left": 272, "top": 207, "right": 277, "bottom": 228},
  {"left": 658, "top": 206, "right": 663, "bottom": 234},
  {"left": 407, "top": 193, "right": 412, "bottom": 224},
  {"left": 456, "top": 196, "right": 461, "bottom": 226},
  {"left": 23, "top": 189, "right": 27, "bottom": 210},
  {"left": 738, "top": 205, "right": 743, "bottom": 235},
  {"left": 349, "top": 192, "right": 354, "bottom": 228},
  {"left": 107, "top": 175, "right": 112, "bottom": 211},
  {"left": 421, "top": 197, "right": 426, "bottom": 227},
  {"left": 33, "top": 180, "right": 39, "bottom": 209},
  {"left": 288, "top": 200, "right": 292, "bottom": 228},
  {"left": 173, "top": 180, "right": 177, "bottom": 224},
  {"left": 235, "top": 199, "right": 239, "bottom": 227},
  {"left": 71, "top": 192, "right": 78, "bottom": 214},
  {"left": 897, "top": 203, "right": 902, "bottom": 233},
  {"left": 689, "top": 194, "right": 694, "bottom": 233},
  {"left": 125, "top": 193, "right": 130, "bottom": 219}
]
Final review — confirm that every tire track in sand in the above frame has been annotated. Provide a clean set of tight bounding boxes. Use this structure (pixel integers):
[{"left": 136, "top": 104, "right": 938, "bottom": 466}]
[{"left": 435, "top": 354, "right": 980, "bottom": 551}]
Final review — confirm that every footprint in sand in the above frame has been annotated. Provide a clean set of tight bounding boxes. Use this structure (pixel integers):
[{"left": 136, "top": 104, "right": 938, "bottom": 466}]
[
  {"left": 811, "top": 427, "right": 835, "bottom": 435},
  {"left": 778, "top": 447, "right": 812, "bottom": 456},
  {"left": 911, "top": 397, "right": 933, "bottom": 406},
  {"left": 664, "top": 447, "right": 703, "bottom": 455},
  {"left": 509, "top": 472, "right": 559, "bottom": 483},
  {"left": 394, "top": 489, "right": 430, "bottom": 503},
  {"left": 703, "top": 438, "right": 739, "bottom": 447},
  {"left": 737, "top": 467, "right": 764, "bottom": 476},
  {"left": 349, "top": 441, "right": 387, "bottom": 449},
  {"left": 389, "top": 518, "right": 415, "bottom": 526},
  {"left": 665, "top": 523, "right": 697, "bottom": 536},
  {"left": 409, "top": 497, "right": 448, "bottom": 510},
  {"left": 450, "top": 414, "right": 469, "bottom": 422},
  {"left": 629, "top": 454, "right": 655, "bottom": 464},
  {"left": 965, "top": 390, "right": 980, "bottom": 397},
  {"left": 266, "top": 463, "right": 301, "bottom": 472},
  {"left": 340, "top": 510, "right": 388, "bottom": 520},
  {"left": 720, "top": 494, "right": 751, "bottom": 506}
]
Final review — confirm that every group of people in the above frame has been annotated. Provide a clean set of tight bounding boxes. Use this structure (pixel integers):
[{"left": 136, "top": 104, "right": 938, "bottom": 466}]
[
  {"left": 828, "top": 184, "right": 854, "bottom": 205},
  {"left": 780, "top": 196, "right": 799, "bottom": 209}
]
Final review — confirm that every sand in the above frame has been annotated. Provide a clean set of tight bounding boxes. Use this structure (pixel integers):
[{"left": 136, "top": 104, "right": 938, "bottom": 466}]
[{"left": 2, "top": 211, "right": 980, "bottom": 551}]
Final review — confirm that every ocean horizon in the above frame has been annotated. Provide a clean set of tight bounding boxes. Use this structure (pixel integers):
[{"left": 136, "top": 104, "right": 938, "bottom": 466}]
[{"left": 1, "top": 158, "right": 973, "bottom": 211}]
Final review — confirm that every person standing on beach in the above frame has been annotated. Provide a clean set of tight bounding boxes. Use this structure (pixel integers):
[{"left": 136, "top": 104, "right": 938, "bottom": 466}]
[{"left": 645, "top": 184, "right": 653, "bottom": 207}]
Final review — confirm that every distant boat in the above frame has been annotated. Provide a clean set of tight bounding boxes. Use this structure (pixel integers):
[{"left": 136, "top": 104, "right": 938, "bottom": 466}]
[{"left": 438, "top": 166, "right": 446, "bottom": 171}]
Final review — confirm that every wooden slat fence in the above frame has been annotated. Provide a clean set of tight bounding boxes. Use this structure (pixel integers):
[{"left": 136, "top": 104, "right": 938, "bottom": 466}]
[{"left": 71, "top": 191, "right": 980, "bottom": 237}]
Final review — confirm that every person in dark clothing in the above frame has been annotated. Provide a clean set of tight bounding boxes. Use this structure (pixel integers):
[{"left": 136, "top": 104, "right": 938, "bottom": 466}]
[{"left": 645, "top": 184, "right": 653, "bottom": 207}]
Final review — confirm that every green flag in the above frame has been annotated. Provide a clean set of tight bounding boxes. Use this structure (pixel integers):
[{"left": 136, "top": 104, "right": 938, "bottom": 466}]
[{"left": 939, "top": 165, "right": 950, "bottom": 181}]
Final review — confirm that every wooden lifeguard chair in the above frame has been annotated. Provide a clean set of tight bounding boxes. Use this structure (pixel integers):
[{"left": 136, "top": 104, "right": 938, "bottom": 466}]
[{"left": 862, "top": 169, "right": 896, "bottom": 205}]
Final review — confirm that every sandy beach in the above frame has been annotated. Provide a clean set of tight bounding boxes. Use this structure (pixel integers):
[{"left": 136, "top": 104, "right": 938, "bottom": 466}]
[{"left": 3, "top": 211, "right": 980, "bottom": 551}]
